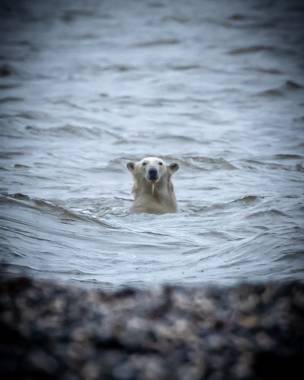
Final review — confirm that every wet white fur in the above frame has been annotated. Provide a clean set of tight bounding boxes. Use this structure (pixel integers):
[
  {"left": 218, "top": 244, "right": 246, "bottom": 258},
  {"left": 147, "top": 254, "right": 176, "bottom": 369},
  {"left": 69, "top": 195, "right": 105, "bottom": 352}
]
[{"left": 127, "top": 157, "right": 179, "bottom": 214}]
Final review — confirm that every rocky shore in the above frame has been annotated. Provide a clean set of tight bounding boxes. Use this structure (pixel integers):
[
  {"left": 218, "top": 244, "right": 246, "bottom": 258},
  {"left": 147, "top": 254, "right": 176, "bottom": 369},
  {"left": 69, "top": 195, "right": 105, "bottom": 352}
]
[{"left": 0, "top": 277, "right": 303, "bottom": 380}]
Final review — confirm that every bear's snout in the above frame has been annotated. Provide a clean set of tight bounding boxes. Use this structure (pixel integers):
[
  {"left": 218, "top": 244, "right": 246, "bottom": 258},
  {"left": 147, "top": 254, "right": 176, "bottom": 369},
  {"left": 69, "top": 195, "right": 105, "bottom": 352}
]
[{"left": 148, "top": 168, "right": 158, "bottom": 181}]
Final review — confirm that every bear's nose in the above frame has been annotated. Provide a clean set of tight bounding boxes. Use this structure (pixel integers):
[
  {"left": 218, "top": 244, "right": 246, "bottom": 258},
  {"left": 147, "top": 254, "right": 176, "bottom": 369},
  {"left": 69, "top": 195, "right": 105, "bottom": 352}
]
[{"left": 148, "top": 168, "right": 158, "bottom": 181}]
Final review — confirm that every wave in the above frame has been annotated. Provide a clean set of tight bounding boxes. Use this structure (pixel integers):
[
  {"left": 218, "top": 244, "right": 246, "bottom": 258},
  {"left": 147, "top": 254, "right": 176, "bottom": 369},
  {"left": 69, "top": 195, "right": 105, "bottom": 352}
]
[
  {"left": 24, "top": 125, "right": 119, "bottom": 140},
  {"left": 244, "top": 66, "right": 283, "bottom": 75},
  {"left": 0, "top": 83, "right": 21, "bottom": 90},
  {"left": 156, "top": 134, "right": 202, "bottom": 143},
  {"left": 176, "top": 156, "right": 237, "bottom": 171},
  {"left": 0, "top": 123, "right": 114, "bottom": 140},
  {"left": 14, "top": 164, "right": 30, "bottom": 169},
  {"left": 102, "top": 64, "right": 136, "bottom": 72},
  {"left": 256, "top": 80, "right": 304, "bottom": 97},
  {"left": 240, "top": 155, "right": 304, "bottom": 172},
  {"left": 228, "top": 14, "right": 255, "bottom": 22},
  {"left": 186, "top": 195, "right": 262, "bottom": 214},
  {"left": 232, "top": 195, "right": 260, "bottom": 205},
  {"left": 61, "top": 9, "right": 98, "bottom": 23},
  {"left": 0, "top": 193, "right": 115, "bottom": 229},
  {"left": 275, "top": 251, "right": 304, "bottom": 263},
  {"left": 0, "top": 96, "right": 23, "bottom": 104},
  {"left": 8, "top": 111, "right": 49, "bottom": 120},
  {"left": 246, "top": 209, "right": 289, "bottom": 219},
  {"left": 77, "top": 64, "right": 137, "bottom": 74},
  {"left": 132, "top": 38, "right": 180, "bottom": 48},
  {"left": 295, "top": 163, "right": 304, "bottom": 172},
  {"left": 167, "top": 64, "right": 202, "bottom": 71},
  {"left": 161, "top": 15, "right": 191, "bottom": 24},
  {"left": 273, "top": 154, "right": 303, "bottom": 160},
  {"left": 0, "top": 262, "right": 96, "bottom": 277},
  {"left": 229, "top": 45, "right": 277, "bottom": 55},
  {"left": 0, "top": 151, "right": 27, "bottom": 159}
]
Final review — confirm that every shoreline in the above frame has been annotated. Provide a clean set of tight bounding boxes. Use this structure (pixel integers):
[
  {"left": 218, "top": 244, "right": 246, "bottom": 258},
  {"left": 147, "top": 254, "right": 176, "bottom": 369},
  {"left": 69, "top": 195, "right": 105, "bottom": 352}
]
[{"left": 1, "top": 277, "right": 303, "bottom": 379}]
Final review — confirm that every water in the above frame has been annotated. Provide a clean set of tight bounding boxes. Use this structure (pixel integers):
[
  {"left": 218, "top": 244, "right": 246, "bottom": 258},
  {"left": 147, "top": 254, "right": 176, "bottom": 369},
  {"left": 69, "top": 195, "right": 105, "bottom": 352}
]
[{"left": 0, "top": 0, "right": 304, "bottom": 288}]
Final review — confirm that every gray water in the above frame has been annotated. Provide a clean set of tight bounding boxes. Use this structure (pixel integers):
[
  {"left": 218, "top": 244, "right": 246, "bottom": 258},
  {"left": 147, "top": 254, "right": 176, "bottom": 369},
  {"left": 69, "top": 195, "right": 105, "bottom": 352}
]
[{"left": 0, "top": 0, "right": 304, "bottom": 288}]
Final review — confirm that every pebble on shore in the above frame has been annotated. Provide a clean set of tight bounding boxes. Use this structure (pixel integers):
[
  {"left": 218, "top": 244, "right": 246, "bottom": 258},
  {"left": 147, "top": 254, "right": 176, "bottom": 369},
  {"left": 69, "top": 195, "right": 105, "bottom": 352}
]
[{"left": 0, "top": 277, "right": 303, "bottom": 380}]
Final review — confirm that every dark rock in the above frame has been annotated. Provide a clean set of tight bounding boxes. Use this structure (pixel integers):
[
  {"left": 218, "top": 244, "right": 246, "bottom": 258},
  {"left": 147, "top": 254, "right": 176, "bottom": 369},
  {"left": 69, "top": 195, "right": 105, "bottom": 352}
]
[{"left": 0, "top": 278, "right": 303, "bottom": 380}]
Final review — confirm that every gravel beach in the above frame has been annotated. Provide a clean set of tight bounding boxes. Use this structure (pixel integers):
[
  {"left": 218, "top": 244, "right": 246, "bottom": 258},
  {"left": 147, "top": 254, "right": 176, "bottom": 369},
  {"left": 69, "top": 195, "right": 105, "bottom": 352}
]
[{"left": 0, "top": 277, "right": 303, "bottom": 380}]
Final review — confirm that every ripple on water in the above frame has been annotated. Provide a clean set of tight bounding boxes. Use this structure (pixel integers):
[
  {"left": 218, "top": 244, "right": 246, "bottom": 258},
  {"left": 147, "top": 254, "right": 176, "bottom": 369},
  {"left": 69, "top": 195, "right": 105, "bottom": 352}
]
[
  {"left": 132, "top": 38, "right": 180, "bottom": 48},
  {"left": 255, "top": 80, "right": 304, "bottom": 98},
  {"left": 174, "top": 156, "right": 238, "bottom": 171},
  {"left": 246, "top": 209, "right": 290, "bottom": 220},
  {"left": 0, "top": 193, "right": 116, "bottom": 229},
  {"left": 24, "top": 125, "right": 120, "bottom": 140}
]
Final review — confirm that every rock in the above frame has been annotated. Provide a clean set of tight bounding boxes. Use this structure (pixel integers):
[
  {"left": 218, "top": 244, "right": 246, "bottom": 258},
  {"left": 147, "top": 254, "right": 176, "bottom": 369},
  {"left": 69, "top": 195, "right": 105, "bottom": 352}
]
[{"left": 0, "top": 277, "right": 303, "bottom": 380}]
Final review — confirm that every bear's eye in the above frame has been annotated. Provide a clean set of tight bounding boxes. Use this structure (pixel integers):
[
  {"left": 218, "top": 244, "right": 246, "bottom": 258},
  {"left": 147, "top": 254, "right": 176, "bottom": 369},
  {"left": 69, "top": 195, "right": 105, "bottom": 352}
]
[
  {"left": 142, "top": 162, "right": 147, "bottom": 166},
  {"left": 158, "top": 162, "right": 163, "bottom": 166}
]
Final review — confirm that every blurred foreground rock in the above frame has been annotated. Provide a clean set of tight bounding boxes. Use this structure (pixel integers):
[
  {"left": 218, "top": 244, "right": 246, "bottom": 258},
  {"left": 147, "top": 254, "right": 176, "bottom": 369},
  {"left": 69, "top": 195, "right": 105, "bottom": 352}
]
[{"left": 0, "top": 277, "right": 303, "bottom": 380}]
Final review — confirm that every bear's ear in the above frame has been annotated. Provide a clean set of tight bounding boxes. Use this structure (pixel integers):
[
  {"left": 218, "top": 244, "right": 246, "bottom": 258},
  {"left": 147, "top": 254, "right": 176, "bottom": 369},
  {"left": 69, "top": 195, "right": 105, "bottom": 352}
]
[
  {"left": 168, "top": 162, "right": 179, "bottom": 175},
  {"left": 127, "top": 162, "right": 135, "bottom": 172}
]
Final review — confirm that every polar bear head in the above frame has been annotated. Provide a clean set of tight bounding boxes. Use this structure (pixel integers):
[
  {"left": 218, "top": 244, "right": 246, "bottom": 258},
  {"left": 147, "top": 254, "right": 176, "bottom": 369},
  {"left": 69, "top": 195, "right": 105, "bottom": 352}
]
[
  {"left": 126, "top": 157, "right": 179, "bottom": 213},
  {"left": 127, "top": 157, "right": 179, "bottom": 184}
]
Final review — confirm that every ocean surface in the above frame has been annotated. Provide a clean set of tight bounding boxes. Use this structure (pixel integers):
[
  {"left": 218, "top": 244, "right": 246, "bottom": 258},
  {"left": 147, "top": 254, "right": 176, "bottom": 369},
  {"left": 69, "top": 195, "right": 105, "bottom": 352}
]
[{"left": 0, "top": 0, "right": 304, "bottom": 288}]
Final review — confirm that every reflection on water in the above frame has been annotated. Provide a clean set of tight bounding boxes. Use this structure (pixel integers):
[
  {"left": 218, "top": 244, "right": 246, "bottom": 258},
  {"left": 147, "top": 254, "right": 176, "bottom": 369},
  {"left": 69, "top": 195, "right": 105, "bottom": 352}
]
[{"left": 0, "top": 0, "right": 304, "bottom": 288}]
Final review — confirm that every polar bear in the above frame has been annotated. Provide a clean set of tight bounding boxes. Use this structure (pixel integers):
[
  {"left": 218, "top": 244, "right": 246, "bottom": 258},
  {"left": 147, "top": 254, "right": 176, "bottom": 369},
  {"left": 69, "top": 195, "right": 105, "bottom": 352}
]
[{"left": 127, "top": 157, "right": 179, "bottom": 214}]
